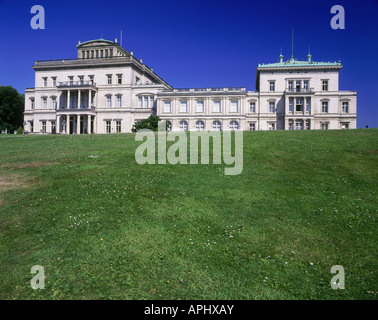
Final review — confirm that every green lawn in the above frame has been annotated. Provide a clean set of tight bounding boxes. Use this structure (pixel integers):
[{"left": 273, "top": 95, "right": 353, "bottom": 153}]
[{"left": 0, "top": 129, "right": 377, "bottom": 299}]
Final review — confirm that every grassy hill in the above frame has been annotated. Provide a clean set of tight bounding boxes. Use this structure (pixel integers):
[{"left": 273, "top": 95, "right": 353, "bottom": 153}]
[{"left": 0, "top": 129, "right": 377, "bottom": 299}]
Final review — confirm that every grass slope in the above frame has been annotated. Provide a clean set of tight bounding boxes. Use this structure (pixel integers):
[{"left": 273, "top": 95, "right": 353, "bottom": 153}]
[{"left": 0, "top": 129, "right": 377, "bottom": 299}]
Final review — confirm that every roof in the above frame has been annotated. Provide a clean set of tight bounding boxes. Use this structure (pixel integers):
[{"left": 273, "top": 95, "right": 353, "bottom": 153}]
[
  {"left": 76, "top": 38, "right": 117, "bottom": 47},
  {"left": 258, "top": 58, "right": 342, "bottom": 69}
]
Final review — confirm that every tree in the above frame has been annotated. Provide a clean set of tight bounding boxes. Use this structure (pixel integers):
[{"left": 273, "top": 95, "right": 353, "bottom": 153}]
[
  {"left": 131, "top": 115, "right": 167, "bottom": 132},
  {"left": 0, "top": 86, "right": 24, "bottom": 133}
]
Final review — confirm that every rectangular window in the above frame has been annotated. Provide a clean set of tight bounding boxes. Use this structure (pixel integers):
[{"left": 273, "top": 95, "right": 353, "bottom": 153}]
[
  {"left": 303, "top": 81, "right": 309, "bottom": 92},
  {"left": 249, "top": 102, "right": 256, "bottom": 113},
  {"left": 52, "top": 77, "right": 56, "bottom": 86},
  {"left": 164, "top": 101, "right": 171, "bottom": 113},
  {"left": 269, "top": 123, "right": 275, "bottom": 130},
  {"left": 31, "top": 99, "right": 35, "bottom": 110},
  {"left": 322, "top": 80, "right": 328, "bottom": 91},
  {"left": 342, "top": 101, "right": 349, "bottom": 113},
  {"left": 289, "top": 98, "right": 293, "bottom": 112},
  {"left": 106, "top": 96, "right": 112, "bottom": 107},
  {"left": 116, "top": 121, "right": 121, "bottom": 133},
  {"left": 321, "top": 122, "right": 329, "bottom": 130},
  {"left": 197, "top": 101, "right": 204, "bottom": 113},
  {"left": 288, "top": 81, "right": 293, "bottom": 92},
  {"left": 51, "top": 121, "right": 56, "bottom": 133},
  {"left": 322, "top": 101, "right": 329, "bottom": 113},
  {"left": 295, "top": 98, "right": 303, "bottom": 112},
  {"left": 68, "top": 76, "right": 73, "bottom": 85},
  {"left": 106, "top": 121, "right": 111, "bottom": 133},
  {"left": 43, "top": 78, "right": 47, "bottom": 87},
  {"left": 144, "top": 96, "right": 149, "bottom": 108},
  {"left": 305, "top": 98, "right": 311, "bottom": 112},
  {"left": 341, "top": 122, "right": 349, "bottom": 129},
  {"left": 89, "top": 75, "right": 94, "bottom": 84},
  {"left": 149, "top": 96, "right": 154, "bottom": 108},
  {"left": 213, "top": 100, "right": 221, "bottom": 113},
  {"left": 117, "top": 96, "right": 122, "bottom": 107},
  {"left": 306, "top": 120, "right": 311, "bottom": 130},
  {"left": 138, "top": 97, "right": 143, "bottom": 108},
  {"left": 269, "top": 101, "right": 275, "bottom": 113},
  {"left": 269, "top": 81, "right": 275, "bottom": 92},
  {"left": 79, "top": 76, "right": 84, "bottom": 85},
  {"left": 295, "top": 80, "right": 301, "bottom": 92},
  {"left": 41, "top": 121, "right": 46, "bottom": 133},
  {"left": 230, "top": 101, "right": 238, "bottom": 112},
  {"left": 107, "top": 75, "right": 112, "bottom": 85},
  {"left": 249, "top": 123, "right": 256, "bottom": 131},
  {"left": 42, "top": 97, "right": 47, "bottom": 108},
  {"left": 52, "top": 97, "right": 57, "bottom": 109},
  {"left": 180, "top": 101, "right": 188, "bottom": 113},
  {"left": 117, "top": 74, "right": 122, "bottom": 84},
  {"left": 288, "top": 121, "right": 294, "bottom": 130}
]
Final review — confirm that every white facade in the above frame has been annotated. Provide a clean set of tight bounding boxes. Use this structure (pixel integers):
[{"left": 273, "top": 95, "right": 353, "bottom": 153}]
[{"left": 24, "top": 40, "right": 357, "bottom": 133}]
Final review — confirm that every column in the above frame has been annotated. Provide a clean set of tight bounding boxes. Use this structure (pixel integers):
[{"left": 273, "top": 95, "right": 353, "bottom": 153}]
[
  {"left": 66, "top": 115, "right": 70, "bottom": 134},
  {"left": 89, "top": 90, "right": 92, "bottom": 109},
  {"left": 88, "top": 115, "right": 92, "bottom": 134},
  {"left": 94, "top": 116, "right": 97, "bottom": 133},
  {"left": 57, "top": 115, "right": 60, "bottom": 133},
  {"left": 67, "top": 90, "right": 71, "bottom": 109},
  {"left": 77, "top": 115, "right": 81, "bottom": 134},
  {"left": 78, "top": 90, "right": 81, "bottom": 109}
]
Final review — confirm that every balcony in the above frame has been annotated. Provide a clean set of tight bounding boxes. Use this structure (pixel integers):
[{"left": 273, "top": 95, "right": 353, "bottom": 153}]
[
  {"left": 58, "top": 81, "right": 97, "bottom": 88},
  {"left": 285, "top": 88, "right": 314, "bottom": 94}
]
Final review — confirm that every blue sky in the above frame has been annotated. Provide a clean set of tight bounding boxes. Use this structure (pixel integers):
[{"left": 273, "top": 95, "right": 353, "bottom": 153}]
[{"left": 0, "top": 0, "right": 377, "bottom": 128}]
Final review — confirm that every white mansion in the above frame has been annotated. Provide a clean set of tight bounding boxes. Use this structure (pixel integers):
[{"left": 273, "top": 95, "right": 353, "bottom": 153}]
[{"left": 24, "top": 38, "right": 357, "bottom": 133}]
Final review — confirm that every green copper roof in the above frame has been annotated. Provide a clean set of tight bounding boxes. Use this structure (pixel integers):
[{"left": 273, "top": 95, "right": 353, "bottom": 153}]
[{"left": 258, "top": 58, "right": 342, "bottom": 68}]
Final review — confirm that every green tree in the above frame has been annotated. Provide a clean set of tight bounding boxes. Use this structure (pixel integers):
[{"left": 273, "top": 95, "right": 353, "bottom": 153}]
[
  {"left": 131, "top": 115, "right": 167, "bottom": 132},
  {"left": 0, "top": 86, "right": 24, "bottom": 133}
]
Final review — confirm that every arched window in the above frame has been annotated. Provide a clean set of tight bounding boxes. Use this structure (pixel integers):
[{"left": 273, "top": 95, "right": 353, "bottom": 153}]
[
  {"left": 212, "top": 121, "right": 222, "bottom": 131},
  {"left": 179, "top": 121, "right": 188, "bottom": 131},
  {"left": 230, "top": 121, "right": 239, "bottom": 130},
  {"left": 195, "top": 121, "right": 205, "bottom": 131}
]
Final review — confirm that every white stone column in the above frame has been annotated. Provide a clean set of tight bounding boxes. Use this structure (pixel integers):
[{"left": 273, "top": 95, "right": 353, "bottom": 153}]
[
  {"left": 77, "top": 115, "right": 81, "bottom": 134},
  {"left": 88, "top": 115, "right": 92, "bottom": 134},
  {"left": 67, "top": 90, "right": 71, "bottom": 109},
  {"left": 57, "top": 115, "right": 60, "bottom": 133},
  {"left": 89, "top": 90, "right": 92, "bottom": 109},
  {"left": 78, "top": 90, "right": 81, "bottom": 109},
  {"left": 66, "top": 115, "right": 70, "bottom": 134}
]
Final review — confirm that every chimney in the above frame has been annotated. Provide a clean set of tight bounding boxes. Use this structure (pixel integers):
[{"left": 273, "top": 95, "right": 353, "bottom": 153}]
[
  {"left": 279, "top": 53, "right": 284, "bottom": 63},
  {"left": 307, "top": 53, "right": 312, "bottom": 62}
]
